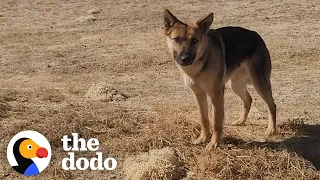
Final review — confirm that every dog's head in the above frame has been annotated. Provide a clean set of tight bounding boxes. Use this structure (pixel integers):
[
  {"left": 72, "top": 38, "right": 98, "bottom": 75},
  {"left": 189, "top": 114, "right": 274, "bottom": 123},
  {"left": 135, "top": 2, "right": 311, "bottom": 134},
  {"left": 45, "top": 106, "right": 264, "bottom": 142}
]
[{"left": 164, "top": 9, "right": 213, "bottom": 66}]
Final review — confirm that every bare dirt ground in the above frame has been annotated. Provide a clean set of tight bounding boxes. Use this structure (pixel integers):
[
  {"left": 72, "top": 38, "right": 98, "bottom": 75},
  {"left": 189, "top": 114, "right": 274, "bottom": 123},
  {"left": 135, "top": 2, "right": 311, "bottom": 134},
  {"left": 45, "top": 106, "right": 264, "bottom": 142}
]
[{"left": 1, "top": 0, "right": 320, "bottom": 179}]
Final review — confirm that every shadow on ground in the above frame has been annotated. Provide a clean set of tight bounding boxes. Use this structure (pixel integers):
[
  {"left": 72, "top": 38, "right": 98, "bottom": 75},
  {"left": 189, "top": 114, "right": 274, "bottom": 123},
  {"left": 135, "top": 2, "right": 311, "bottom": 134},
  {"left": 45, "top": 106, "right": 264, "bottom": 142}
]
[{"left": 224, "top": 124, "right": 320, "bottom": 170}]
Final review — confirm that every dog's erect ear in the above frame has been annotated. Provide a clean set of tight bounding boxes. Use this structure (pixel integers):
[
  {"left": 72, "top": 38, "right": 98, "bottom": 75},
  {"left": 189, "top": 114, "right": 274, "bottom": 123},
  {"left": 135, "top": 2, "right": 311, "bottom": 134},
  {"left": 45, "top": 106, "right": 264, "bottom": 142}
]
[
  {"left": 197, "top": 13, "right": 213, "bottom": 31},
  {"left": 164, "top": 9, "right": 180, "bottom": 29}
]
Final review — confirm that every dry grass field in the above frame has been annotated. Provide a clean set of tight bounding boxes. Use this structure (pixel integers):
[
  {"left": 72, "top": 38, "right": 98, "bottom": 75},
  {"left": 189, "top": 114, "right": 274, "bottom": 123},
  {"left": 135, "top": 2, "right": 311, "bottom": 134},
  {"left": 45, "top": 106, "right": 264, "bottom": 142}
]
[{"left": 1, "top": 0, "right": 320, "bottom": 179}]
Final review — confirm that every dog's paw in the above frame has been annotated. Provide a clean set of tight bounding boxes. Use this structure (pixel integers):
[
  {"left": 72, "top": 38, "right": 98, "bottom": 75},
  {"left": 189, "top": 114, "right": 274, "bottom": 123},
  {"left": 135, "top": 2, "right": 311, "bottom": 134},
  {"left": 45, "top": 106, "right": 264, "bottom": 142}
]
[
  {"left": 231, "top": 119, "right": 246, "bottom": 126},
  {"left": 205, "top": 141, "right": 219, "bottom": 150},
  {"left": 192, "top": 134, "right": 209, "bottom": 145},
  {"left": 265, "top": 127, "right": 276, "bottom": 136}
]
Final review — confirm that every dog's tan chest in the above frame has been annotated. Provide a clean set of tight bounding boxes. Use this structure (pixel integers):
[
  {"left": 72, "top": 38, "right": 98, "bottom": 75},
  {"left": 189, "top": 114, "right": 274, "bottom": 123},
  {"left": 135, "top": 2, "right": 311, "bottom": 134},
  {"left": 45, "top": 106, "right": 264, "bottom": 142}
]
[{"left": 181, "top": 71, "right": 215, "bottom": 94}]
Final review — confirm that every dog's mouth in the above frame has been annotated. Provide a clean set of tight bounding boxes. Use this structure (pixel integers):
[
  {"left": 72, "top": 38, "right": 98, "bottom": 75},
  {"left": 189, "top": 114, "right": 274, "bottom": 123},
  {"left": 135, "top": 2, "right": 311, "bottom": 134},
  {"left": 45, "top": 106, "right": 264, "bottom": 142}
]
[{"left": 176, "top": 59, "right": 194, "bottom": 66}]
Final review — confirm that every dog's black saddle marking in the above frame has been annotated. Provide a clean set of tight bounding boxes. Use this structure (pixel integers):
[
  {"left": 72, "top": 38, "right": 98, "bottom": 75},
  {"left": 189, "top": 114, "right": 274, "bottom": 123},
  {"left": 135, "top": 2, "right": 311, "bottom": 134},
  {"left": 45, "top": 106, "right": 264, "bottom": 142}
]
[{"left": 208, "top": 26, "right": 265, "bottom": 71}]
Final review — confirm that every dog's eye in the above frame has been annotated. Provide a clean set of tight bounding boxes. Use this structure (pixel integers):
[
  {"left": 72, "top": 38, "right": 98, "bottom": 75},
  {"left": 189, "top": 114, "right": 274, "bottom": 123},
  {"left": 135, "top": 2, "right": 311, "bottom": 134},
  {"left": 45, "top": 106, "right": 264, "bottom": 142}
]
[
  {"left": 173, "top": 37, "right": 182, "bottom": 43},
  {"left": 191, "top": 37, "right": 199, "bottom": 44}
]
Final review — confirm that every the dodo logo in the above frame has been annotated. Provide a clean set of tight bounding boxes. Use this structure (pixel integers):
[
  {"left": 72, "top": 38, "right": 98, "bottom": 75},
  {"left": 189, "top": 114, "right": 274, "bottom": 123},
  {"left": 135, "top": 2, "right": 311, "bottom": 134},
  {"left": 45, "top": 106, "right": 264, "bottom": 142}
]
[{"left": 7, "top": 130, "right": 51, "bottom": 176}]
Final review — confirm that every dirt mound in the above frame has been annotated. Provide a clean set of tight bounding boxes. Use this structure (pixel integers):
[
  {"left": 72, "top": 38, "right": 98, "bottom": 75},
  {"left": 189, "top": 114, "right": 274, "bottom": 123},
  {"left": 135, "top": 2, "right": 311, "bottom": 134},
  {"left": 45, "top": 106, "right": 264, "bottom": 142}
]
[
  {"left": 0, "top": 89, "right": 18, "bottom": 102},
  {"left": 84, "top": 82, "right": 128, "bottom": 102},
  {"left": 37, "top": 88, "right": 65, "bottom": 103},
  {"left": 122, "top": 147, "right": 186, "bottom": 180},
  {"left": 0, "top": 102, "right": 10, "bottom": 118}
]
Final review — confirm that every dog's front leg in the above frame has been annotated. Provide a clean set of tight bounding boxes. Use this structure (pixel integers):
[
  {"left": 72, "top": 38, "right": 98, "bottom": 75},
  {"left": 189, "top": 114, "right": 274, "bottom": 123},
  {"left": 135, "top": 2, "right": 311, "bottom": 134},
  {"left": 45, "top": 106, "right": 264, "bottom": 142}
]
[
  {"left": 206, "top": 87, "right": 225, "bottom": 149},
  {"left": 190, "top": 87, "right": 211, "bottom": 145}
]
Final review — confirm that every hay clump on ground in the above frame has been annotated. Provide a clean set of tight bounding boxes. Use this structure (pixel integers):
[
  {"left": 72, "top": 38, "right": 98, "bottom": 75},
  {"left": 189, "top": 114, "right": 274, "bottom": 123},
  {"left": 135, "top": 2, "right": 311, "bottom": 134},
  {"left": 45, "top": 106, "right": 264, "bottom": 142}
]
[
  {"left": 84, "top": 82, "right": 128, "bottom": 102},
  {"left": 122, "top": 147, "right": 186, "bottom": 180}
]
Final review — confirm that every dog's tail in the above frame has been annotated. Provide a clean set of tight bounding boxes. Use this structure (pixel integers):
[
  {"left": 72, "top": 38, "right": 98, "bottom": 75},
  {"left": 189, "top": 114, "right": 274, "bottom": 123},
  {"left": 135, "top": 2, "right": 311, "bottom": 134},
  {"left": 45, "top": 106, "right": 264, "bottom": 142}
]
[{"left": 251, "top": 39, "right": 272, "bottom": 80}]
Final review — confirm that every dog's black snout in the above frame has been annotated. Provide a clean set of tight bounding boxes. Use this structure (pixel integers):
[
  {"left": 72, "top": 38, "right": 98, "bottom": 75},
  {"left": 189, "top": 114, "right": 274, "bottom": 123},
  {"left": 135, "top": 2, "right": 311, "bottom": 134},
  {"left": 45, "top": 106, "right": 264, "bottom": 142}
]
[
  {"left": 173, "top": 50, "right": 193, "bottom": 66},
  {"left": 180, "top": 54, "right": 190, "bottom": 63}
]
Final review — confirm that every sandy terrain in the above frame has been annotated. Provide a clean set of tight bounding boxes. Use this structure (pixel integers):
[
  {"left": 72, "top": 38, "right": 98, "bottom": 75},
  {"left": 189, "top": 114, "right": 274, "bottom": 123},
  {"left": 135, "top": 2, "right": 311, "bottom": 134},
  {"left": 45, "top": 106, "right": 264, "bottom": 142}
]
[{"left": 0, "top": 0, "right": 320, "bottom": 179}]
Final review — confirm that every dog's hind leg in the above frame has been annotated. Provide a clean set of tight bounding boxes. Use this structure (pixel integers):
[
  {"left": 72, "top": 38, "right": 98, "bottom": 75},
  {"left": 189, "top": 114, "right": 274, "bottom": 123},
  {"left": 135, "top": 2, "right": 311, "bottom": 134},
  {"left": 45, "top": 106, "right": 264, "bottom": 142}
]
[
  {"left": 246, "top": 44, "right": 277, "bottom": 136},
  {"left": 230, "top": 69, "right": 252, "bottom": 126},
  {"left": 252, "top": 76, "right": 276, "bottom": 136}
]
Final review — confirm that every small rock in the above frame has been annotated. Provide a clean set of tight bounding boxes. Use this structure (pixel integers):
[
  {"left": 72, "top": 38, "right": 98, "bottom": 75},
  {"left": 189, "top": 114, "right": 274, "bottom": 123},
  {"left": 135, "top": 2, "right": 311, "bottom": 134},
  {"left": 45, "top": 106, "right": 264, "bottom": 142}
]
[
  {"left": 76, "top": 15, "right": 97, "bottom": 23},
  {"left": 79, "top": 35, "right": 102, "bottom": 42},
  {"left": 255, "top": 138, "right": 267, "bottom": 143},
  {"left": 86, "top": 8, "right": 101, "bottom": 14}
]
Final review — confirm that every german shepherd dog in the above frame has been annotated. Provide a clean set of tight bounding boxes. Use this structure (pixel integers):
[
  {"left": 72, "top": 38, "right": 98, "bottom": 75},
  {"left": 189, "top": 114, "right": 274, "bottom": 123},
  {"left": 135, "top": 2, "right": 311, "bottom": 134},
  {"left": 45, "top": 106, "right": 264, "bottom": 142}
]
[{"left": 163, "top": 9, "right": 276, "bottom": 149}]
